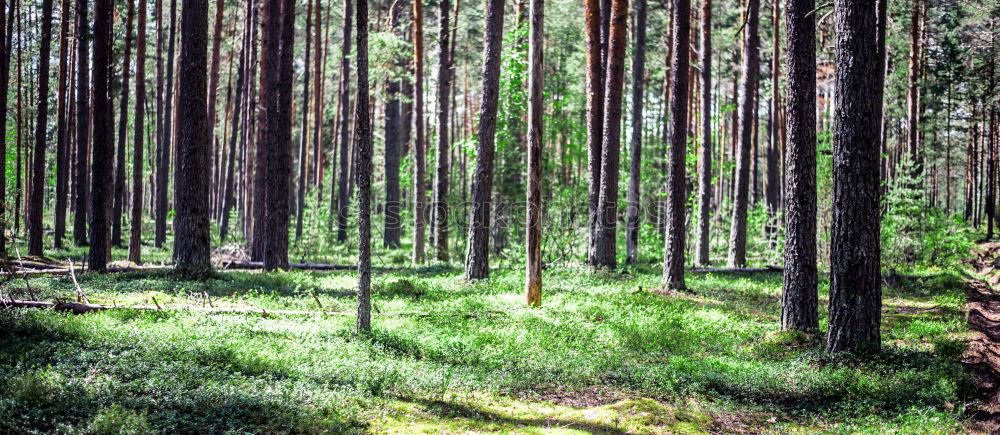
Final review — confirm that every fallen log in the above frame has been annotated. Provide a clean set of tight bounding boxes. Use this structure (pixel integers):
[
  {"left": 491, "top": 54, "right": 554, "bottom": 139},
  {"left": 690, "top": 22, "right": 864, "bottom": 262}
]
[
  {"left": 221, "top": 261, "right": 405, "bottom": 272},
  {"left": 689, "top": 266, "right": 784, "bottom": 274},
  {"left": 0, "top": 265, "right": 169, "bottom": 277}
]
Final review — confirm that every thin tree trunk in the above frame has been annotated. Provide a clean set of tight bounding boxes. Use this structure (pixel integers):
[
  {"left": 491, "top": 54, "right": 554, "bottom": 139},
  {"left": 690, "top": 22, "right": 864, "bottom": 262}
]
[
  {"left": 827, "top": 0, "right": 883, "bottom": 354},
  {"left": 411, "top": 0, "right": 427, "bottom": 263},
  {"left": 295, "top": 0, "right": 312, "bottom": 241},
  {"left": 173, "top": 0, "right": 212, "bottom": 275},
  {"left": 89, "top": 0, "right": 113, "bottom": 271},
  {"left": 382, "top": 0, "right": 402, "bottom": 248},
  {"left": 694, "top": 0, "right": 711, "bottom": 266},
  {"left": 220, "top": 0, "right": 251, "bottom": 242},
  {"left": 906, "top": 0, "right": 920, "bottom": 170},
  {"left": 152, "top": 0, "right": 164, "bottom": 245},
  {"left": 112, "top": 0, "right": 135, "bottom": 248},
  {"left": 462, "top": 0, "right": 503, "bottom": 280},
  {"left": 662, "top": 0, "right": 689, "bottom": 289},
  {"left": 73, "top": 0, "right": 90, "bottom": 246},
  {"left": 355, "top": 0, "right": 372, "bottom": 332},
  {"left": 128, "top": 0, "right": 147, "bottom": 264},
  {"left": 206, "top": 0, "right": 225, "bottom": 213},
  {"left": 727, "top": 0, "right": 759, "bottom": 267},
  {"left": 625, "top": 0, "right": 646, "bottom": 265},
  {"left": 525, "top": 0, "right": 543, "bottom": 306},
  {"left": 584, "top": 0, "right": 604, "bottom": 265},
  {"left": 54, "top": 0, "right": 71, "bottom": 249},
  {"left": 433, "top": 0, "right": 451, "bottom": 261},
  {"left": 156, "top": 0, "right": 178, "bottom": 248},
  {"left": 781, "top": 0, "right": 818, "bottom": 332},
  {"left": 334, "top": 0, "right": 354, "bottom": 243},
  {"left": 28, "top": 0, "right": 54, "bottom": 255}
]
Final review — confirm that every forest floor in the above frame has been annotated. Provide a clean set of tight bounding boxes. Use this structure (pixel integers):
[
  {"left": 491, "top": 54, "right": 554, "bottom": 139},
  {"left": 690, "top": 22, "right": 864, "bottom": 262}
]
[{"left": 0, "top": 243, "right": 978, "bottom": 433}]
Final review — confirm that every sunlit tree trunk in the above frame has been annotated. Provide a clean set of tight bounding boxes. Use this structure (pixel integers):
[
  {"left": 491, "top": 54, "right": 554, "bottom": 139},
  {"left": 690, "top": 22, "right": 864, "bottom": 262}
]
[
  {"left": 662, "top": 0, "right": 689, "bottom": 289},
  {"left": 583, "top": 0, "right": 604, "bottom": 265},
  {"left": 433, "top": 0, "right": 452, "bottom": 261},
  {"left": 128, "top": 0, "right": 147, "bottom": 264},
  {"left": 111, "top": 0, "right": 135, "bottom": 248},
  {"left": 624, "top": 0, "right": 646, "bottom": 265},
  {"left": 73, "top": 0, "right": 91, "bottom": 247},
  {"left": 727, "top": 0, "right": 759, "bottom": 267},
  {"left": 694, "top": 0, "right": 711, "bottom": 266},
  {"left": 355, "top": 0, "right": 373, "bottom": 332},
  {"left": 525, "top": 0, "right": 543, "bottom": 305},
  {"left": 54, "top": 0, "right": 71, "bottom": 250},
  {"left": 334, "top": 0, "right": 353, "bottom": 243}
]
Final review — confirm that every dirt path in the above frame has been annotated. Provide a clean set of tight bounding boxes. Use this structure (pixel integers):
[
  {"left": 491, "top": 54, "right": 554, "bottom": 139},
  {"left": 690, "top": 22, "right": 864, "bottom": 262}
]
[{"left": 962, "top": 242, "right": 1000, "bottom": 433}]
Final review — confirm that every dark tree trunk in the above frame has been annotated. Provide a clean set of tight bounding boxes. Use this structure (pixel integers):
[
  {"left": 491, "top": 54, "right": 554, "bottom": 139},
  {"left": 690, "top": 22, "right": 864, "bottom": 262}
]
[
  {"left": 592, "top": 0, "right": 628, "bottom": 269},
  {"left": 152, "top": 0, "right": 164, "bottom": 244},
  {"left": 310, "top": 0, "right": 323, "bottom": 189},
  {"left": 156, "top": 0, "right": 178, "bottom": 248},
  {"left": 112, "top": 0, "right": 135, "bottom": 248},
  {"left": 0, "top": 0, "right": 15, "bottom": 257},
  {"left": 781, "top": 0, "right": 818, "bottom": 332},
  {"left": 73, "top": 0, "right": 90, "bottom": 247},
  {"left": 694, "top": 0, "right": 711, "bottom": 266},
  {"left": 28, "top": 0, "right": 54, "bottom": 256},
  {"left": 584, "top": 0, "right": 604, "bottom": 265},
  {"left": 266, "top": 0, "right": 295, "bottom": 270},
  {"left": 624, "top": 0, "right": 646, "bottom": 265},
  {"left": 206, "top": 0, "right": 225, "bottom": 201},
  {"left": 295, "top": 0, "right": 312, "bottom": 241},
  {"left": 727, "top": 0, "right": 759, "bottom": 267},
  {"left": 253, "top": 0, "right": 280, "bottom": 260},
  {"left": 411, "top": 0, "right": 426, "bottom": 263},
  {"left": 89, "top": 0, "right": 113, "bottom": 271},
  {"left": 463, "top": 0, "right": 503, "bottom": 280},
  {"left": 525, "top": 0, "right": 542, "bottom": 306},
  {"left": 906, "top": 0, "right": 920, "bottom": 169},
  {"left": 662, "top": 0, "right": 689, "bottom": 289},
  {"left": 128, "top": 0, "right": 147, "bottom": 264},
  {"left": 220, "top": 0, "right": 251, "bottom": 242},
  {"left": 382, "top": 0, "right": 402, "bottom": 249},
  {"left": 172, "top": 0, "right": 212, "bottom": 275},
  {"left": 433, "top": 0, "right": 452, "bottom": 262},
  {"left": 54, "top": 0, "right": 71, "bottom": 250},
  {"left": 827, "top": 0, "right": 883, "bottom": 354},
  {"left": 355, "top": 0, "right": 372, "bottom": 332},
  {"left": 334, "top": 0, "right": 353, "bottom": 243}
]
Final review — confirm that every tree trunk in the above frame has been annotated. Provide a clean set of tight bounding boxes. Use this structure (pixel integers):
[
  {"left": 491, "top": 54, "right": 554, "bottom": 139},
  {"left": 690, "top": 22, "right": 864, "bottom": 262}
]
[
  {"left": 463, "top": 0, "right": 503, "bottom": 280},
  {"left": 128, "top": 0, "right": 147, "bottom": 264},
  {"left": 694, "top": 0, "right": 711, "bottom": 266},
  {"left": 827, "top": 0, "right": 883, "bottom": 354},
  {"left": 727, "top": 0, "right": 759, "bottom": 267},
  {"left": 152, "top": 0, "right": 164, "bottom": 244},
  {"left": 382, "top": 0, "right": 402, "bottom": 249},
  {"left": 525, "top": 0, "right": 543, "bottom": 305},
  {"left": 206, "top": 0, "right": 225, "bottom": 207},
  {"left": 906, "top": 0, "right": 920, "bottom": 170},
  {"left": 156, "top": 0, "right": 178, "bottom": 248},
  {"left": 411, "top": 0, "right": 426, "bottom": 263},
  {"left": 295, "top": 0, "right": 312, "bottom": 241},
  {"left": 592, "top": 0, "right": 628, "bottom": 269},
  {"left": 661, "top": 0, "right": 689, "bottom": 289},
  {"left": 220, "top": 0, "right": 251, "bottom": 243},
  {"left": 584, "top": 0, "right": 604, "bottom": 265},
  {"left": 355, "top": 0, "right": 372, "bottom": 332},
  {"left": 73, "top": 0, "right": 90, "bottom": 247},
  {"left": 310, "top": 0, "right": 324, "bottom": 190},
  {"left": 112, "top": 0, "right": 135, "bottom": 248},
  {"left": 624, "top": 0, "right": 646, "bottom": 265},
  {"left": 334, "top": 0, "right": 353, "bottom": 243},
  {"left": 781, "top": 0, "right": 818, "bottom": 332},
  {"left": 765, "top": 0, "right": 780, "bottom": 226},
  {"left": 28, "top": 0, "right": 54, "bottom": 256},
  {"left": 54, "top": 0, "right": 71, "bottom": 250},
  {"left": 88, "top": 0, "right": 113, "bottom": 271},
  {"left": 433, "top": 0, "right": 452, "bottom": 262}
]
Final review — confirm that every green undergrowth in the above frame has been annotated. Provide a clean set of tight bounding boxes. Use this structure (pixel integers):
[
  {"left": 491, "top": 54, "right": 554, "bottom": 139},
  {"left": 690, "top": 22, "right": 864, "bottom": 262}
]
[{"left": 0, "top": 264, "right": 974, "bottom": 433}]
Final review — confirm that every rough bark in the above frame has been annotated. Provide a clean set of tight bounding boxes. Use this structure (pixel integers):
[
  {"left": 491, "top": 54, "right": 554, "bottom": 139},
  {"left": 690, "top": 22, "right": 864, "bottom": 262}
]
[
  {"left": 28, "top": 0, "right": 54, "bottom": 256},
  {"left": 206, "top": 0, "right": 225, "bottom": 190},
  {"left": 433, "top": 0, "right": 452, "bottom": 262},
  {"left": 382, "top": 0, "right": 402, "bottom": 249},
  {"left": 463, "top": 0, "right": 503, "bottom": 280},
  {"left": 624, "top": 0, "right": 646, "bottom": 265},
  {"left": 89, "top": 0, "right": 113, "bottom": 271},
  {"left": 128, "top": 0, "right": 147, "bottom": 264},
  {"left": 156, "top": 0, "right": 178, "bottom": 248},
  {"left": 73, "top": 0, "right": 90, "bottom": 247},
  {"left": 334, "top": 0, "right": 353, "bottom": 243},
  {"left": 220, "top": 1, "right": 250, "bottom": 243},
  {"left": 172, "top": 0, "right": 213, "bottom": 276},
  {"left": 727, "top": 0, "right": 759, "bottom": 267},
  {"left": 781, "top": 0, "right": 818, "bottom": 332},
  {"left": 662, "top": 0, "right": 689, "bottom": 289},
  {"left": 295, "top": 0, "right": 312, "bottom": 241},
  {"left": 411, "top": 0, "right": 426, "bottom": 263},
  {"left": 54, "top": 0, "right": 71, "bottom": 250},
  {"left": 592, "top": 0, "right": 628, "bottom": 269},
  {"left": 355, "top": 0, "right": 372, "bottom": 332},
  {"left": 826, "top": 0, "right": 882, "bottom": 354},
  {"left": 112, "top": 0, "right": 135, "bottom": 248},
  {"left": 906, "top": 0, "right": 920, "bottom": 168},
  {"left": 524, "top": 0, "right": 543, "bottom": 306},
  {"left": 584, "top": 0, "right": 604, "bottom": 265},
  {"left": 694, "top": 0, "right": 711, "bottom": 266}
]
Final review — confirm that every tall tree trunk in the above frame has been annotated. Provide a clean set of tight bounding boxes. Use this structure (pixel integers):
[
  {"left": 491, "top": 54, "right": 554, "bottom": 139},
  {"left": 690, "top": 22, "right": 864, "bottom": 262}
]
[
  {"left": 727, "top": 0, "right": 759, "bottom": 267},
  {"left": 89, "top": 0, "right": 113, "bottom": 271},
  {"left": 525, "top": 0, "right": 543, "bottom": 305},
  {"left": 73, "top": 0, "right": 90, "bottom": 246},
  {"left": 765, "top": 0, "right": 780, "bottom": 227},
  {"left": 694, "top": 0, "right": 711, "bottom": 266},
  {"left": 220, "top": 0, "right": 250, "bottom": 242},
  {"left": 624, "top": 0, "right": 646, "bottom": 265},
  {"left": 54, "top": 0, "right": 71, "bottom": 249},
  {"left": 28, "top": 0, "right": 55, "bottom": 256},
  {"left": 311, "top": 0, "right": 324, "bottom": 189},
  {"left": 906, "top": 0, "right": 920, "bottom": 170},
  {"left": 334, "top": 0, "right": 354, "bottom": 243},
  {"left": 173, "top": 0, "right": 212, "bottom": 275},
  {"left": 592, "top": 0, "right": 628, "bottom": 269},
  {"left": 382, "top": 0, "right": 402, "bottom": 248},
  {"left": 128, "top": 0, "right": 147, "bottom": 264},
  {"left": 411, "top": 0, "right": 426, "bottom": 263},
  {"left": 584, "top": 0, "right": 604, "bottom": 264},
  {"left": 112, "top": 0, "right": 135, "bottom": 248},
  {"left": 295, "top": 0, "right": 312, "bottom": 241},
  {"left": 152, "top": 0, "right": 164, "bottom": 245},
  {"left": 433, "top": 0, "right": 451, "bottom": 261},
  {"left": 206, "top": 0, "right": 225, "bottom": 207},
  {"left": 463, "top": 0, "right": 503, "bottom": 280},
  {"left": 662, "top": 0, "right": 689, "bottom": 288},
  {"left": 827, "top": 0, "right": 882, "bottom": 354},
  {"left": 156, "top": 0, "right": 178, "bottom": 248},
  {"left": 781, "top": 0, "right": 818, "bottom": 332},
  {"left": 355, "top": 0, "right": 372, "bottom": 332}
]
